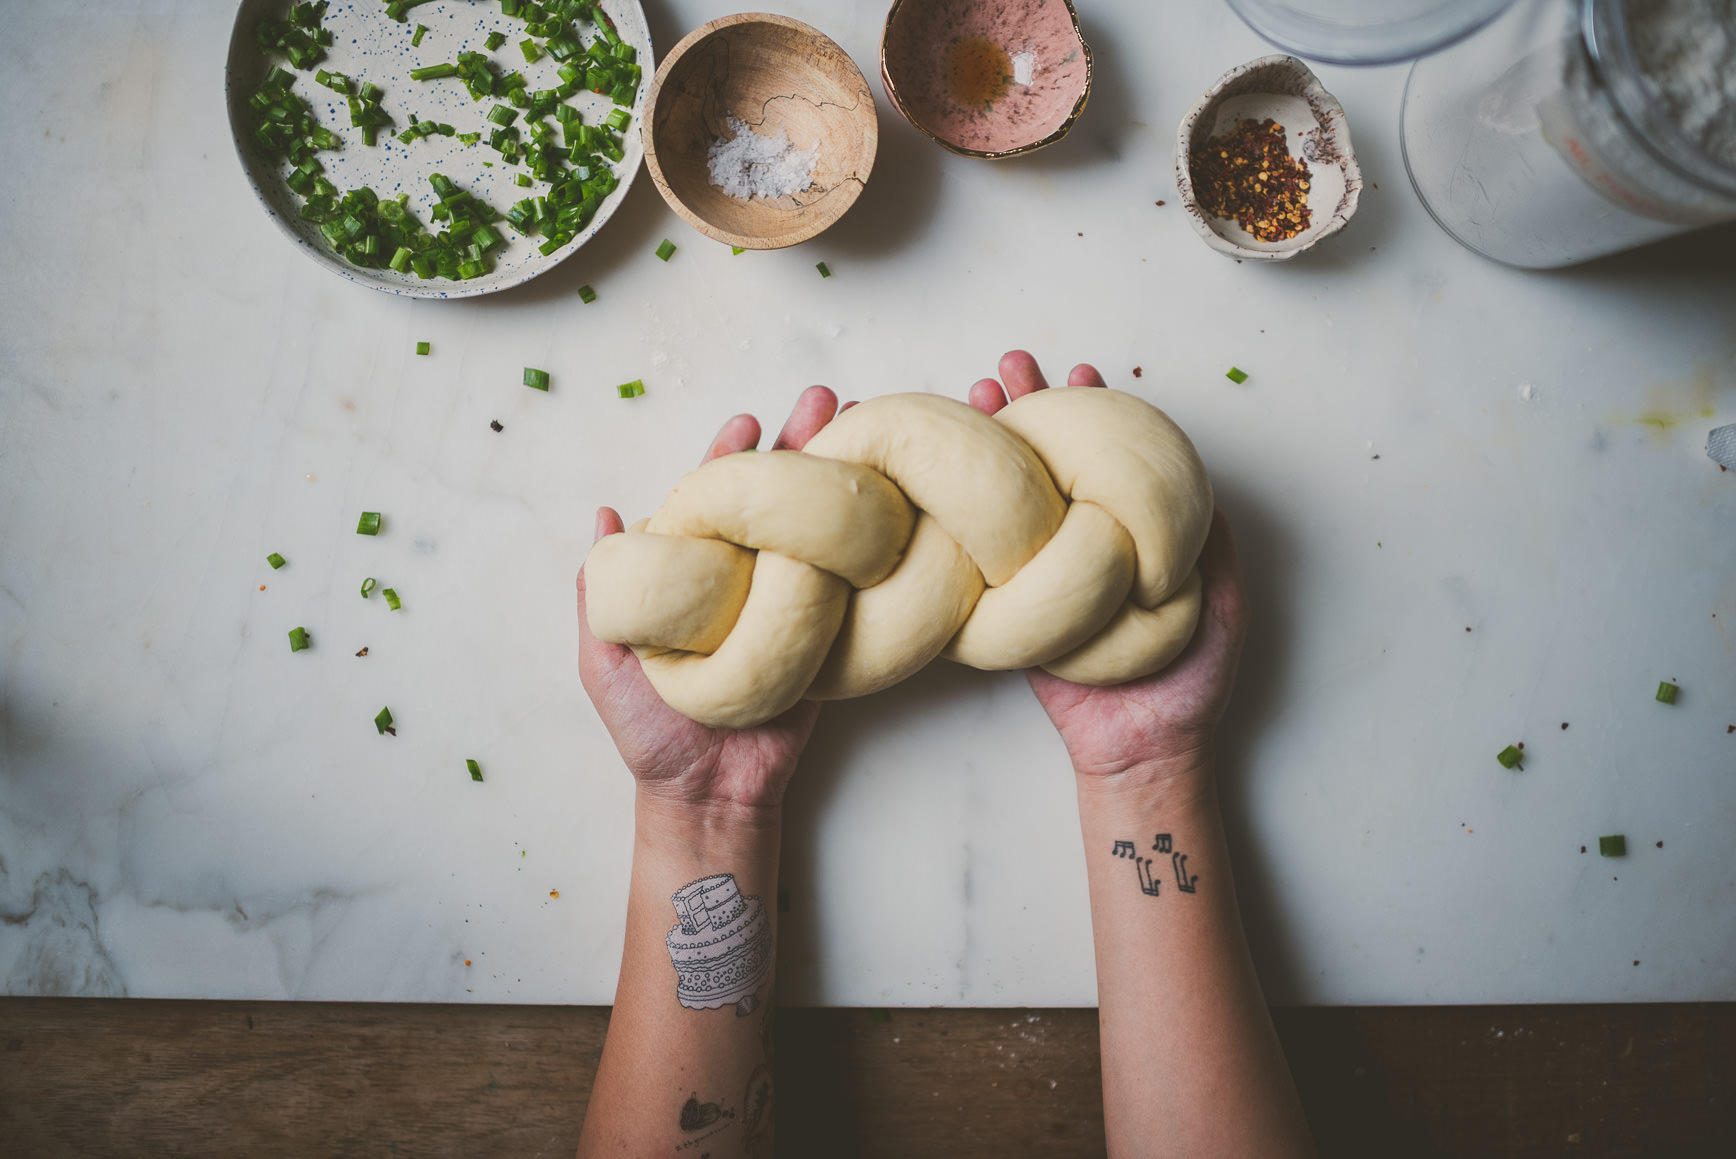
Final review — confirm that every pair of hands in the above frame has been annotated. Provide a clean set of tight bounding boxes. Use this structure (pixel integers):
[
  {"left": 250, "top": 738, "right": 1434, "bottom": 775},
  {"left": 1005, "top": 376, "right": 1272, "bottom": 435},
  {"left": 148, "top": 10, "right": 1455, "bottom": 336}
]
[{"left": 575, "top": 352, "right": 1248, "bottom": 812}]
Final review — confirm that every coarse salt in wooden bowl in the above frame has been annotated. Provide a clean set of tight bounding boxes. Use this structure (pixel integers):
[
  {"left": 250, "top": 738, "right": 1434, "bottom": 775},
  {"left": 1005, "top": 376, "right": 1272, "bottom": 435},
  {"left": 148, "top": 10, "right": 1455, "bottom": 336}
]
[
  {"left": 643, "top": 13, "right": 878, "bottom": 250},
  {"left": 1175, "top": 54, "right": 1362, "bottom": 262}
]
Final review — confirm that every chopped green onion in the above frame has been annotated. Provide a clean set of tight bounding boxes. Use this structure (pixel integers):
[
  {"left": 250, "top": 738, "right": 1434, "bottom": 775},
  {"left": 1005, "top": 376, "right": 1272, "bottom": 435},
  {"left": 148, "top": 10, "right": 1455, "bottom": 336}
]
[
  {"left": 654, "top": 238, "right": 675, "bottom": 261},
  {"left": 516, "top": 173, "right": 532, "bottom": 187},
  {"left": 1225, "top": 366, "right": 1249, "bottom": 384},
  {"left": 288, "top": 626, "right": 310, "bottom": 652},
  {"left": 383, "top": 587, "right": 402, "bottom": 611},
  {"left": 415, "top": 341, "right": 431, "bottom": 355},
  {"left": 577, "top": 283, "right": 597, "bottom": 304},
  {"left": 266, "top": 552, "right": 286, "bottom": 570},
  {"left": 487, "top": 104, "right": 518, "bottom": 127},
  {"left": 603, "top": 107, "right": 630, "bottom": 132},
  {"left": 816, "top": 261, "right": 831, "bottom": 278},
  {"left": 1598, "top": 834, "right": 1626, "bottom": 857},
  {"left": 361, "top": 577, "right": 377, "bottom": 598},
  {"left": 523, "top": 367, "right": 551, "bottom": 391},
  {"left": 520, "top": 38, "right": 543, "bottom": 63},
  {"left": 1496, "top": 744, "right": 1522, "bottom": 769},
  {"left": 412, "top": 23, "right": 427, "bottom": 47},
  {"left": 375, "top": 705, "right": 394, "bottom": 735},
  {"left": 1656, "top": 681, "right": 1679, "bottom": 704},
  {"left": 617, "top": 379, "right": 645, "bottom": 399},
  {"left": 357, "top": 511, "right": 382, "bottom": 535},
  {"left": 731, "top": 246, "right": 745, "bottom": 255},
  {"left": 467, "top": 759, "right": 483, "bottom": 783},
  {"left": 410, "top": 62, "right": 457, "bottom": 81},
  {"left": 485, "top": 31, "right": 507, "bottom": 51}
]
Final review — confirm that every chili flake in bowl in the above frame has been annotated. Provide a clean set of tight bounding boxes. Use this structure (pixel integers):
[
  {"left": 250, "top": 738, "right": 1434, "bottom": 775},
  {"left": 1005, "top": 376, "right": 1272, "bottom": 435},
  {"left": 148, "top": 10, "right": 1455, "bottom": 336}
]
[{"left": 1175, "top": 55, "right": 1362, "bottom": 261}]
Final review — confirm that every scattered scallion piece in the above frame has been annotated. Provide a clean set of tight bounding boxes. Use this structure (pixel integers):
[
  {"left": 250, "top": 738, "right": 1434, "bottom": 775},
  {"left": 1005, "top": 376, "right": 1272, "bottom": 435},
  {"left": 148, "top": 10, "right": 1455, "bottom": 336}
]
[
  {"left": 289, "top": 626, "right": 310, "bottom": 652},
  {"left": 1225, "top": 366, "right": 1249, "bottom": 384},
  {"left": 485, "top": 31, "right": 507, "bottom": 51},
  {"left": 410, "top": 62, "right": 457, "bottom": 80},
  {"left": 415, "top": 341, "right": 431, "bottom": 355},
  {"left": 357, "top": 511, "right": 382, "bottom": 535},
  {"left": 266, "top": 552, "right": 287, "bottom": 570},
  {"left": 1496, "top": 744, "right": 1523, "bottom": 769},
  {"left": 375, "top": 705, "right": 395, "bottom": 735},
  {"left": 655, "top": 238, "right": 676, "bottom": 261},
  {"left": 516, "top": 173, "right": 532, "bottom": 188},
  {"left": 383, "top": 587, "right": 402, "bottom": 611},
  {"left": 467, "top": 759, "right": 484, "bottom": 782},
  {"left": 1656, "top": 681, "right": 1679, "bottom": 704},
  {"left": 523, "top": 367, "right": 551, "bottom": 391},
  {"left": 577, "top": 283, "right": 597, "bottom": 304},
  {"left": 731, "top": 245, "right": 745, "bottom": 255},
  {"left": 1598, "top": 834, "right": 1626, "bottom": 857},
  {"left": 361, "top": 577, "right": 377, "bottom": 598},
  {"left": 411, "top": 23, "right": 428, "bottom": 47},
  {"left": 617, "top": 379, "right": 645, "bottom": 399},
  {"left": 816, "top": 261, "right": 831, "bottom": 278}
]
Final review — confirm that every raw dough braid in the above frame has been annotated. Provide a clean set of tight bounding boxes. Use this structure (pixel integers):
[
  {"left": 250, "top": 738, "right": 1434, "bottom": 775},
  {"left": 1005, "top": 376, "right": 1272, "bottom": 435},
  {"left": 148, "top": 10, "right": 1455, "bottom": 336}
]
[{"left": 585, "top": 387, "right": 1214, "bottom": 728}]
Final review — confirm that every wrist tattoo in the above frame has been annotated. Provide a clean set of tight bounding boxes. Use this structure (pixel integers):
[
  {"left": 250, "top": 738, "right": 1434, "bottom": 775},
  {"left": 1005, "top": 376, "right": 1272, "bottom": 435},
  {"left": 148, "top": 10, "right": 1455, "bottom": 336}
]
[
  {"left": 1110, "top": 833, "right": 1198, "bottom": 895},
  {"left": 667, "top": 873, "right": 772, "bottom": 1016}
]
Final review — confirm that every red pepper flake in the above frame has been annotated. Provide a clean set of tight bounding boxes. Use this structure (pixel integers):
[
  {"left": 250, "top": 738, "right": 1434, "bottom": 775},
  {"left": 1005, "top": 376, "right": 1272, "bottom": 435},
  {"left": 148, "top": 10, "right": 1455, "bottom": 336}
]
[
  {"left": 464, "top": 959, "right": 471, "bottom": 966},
  {"left": 259, "top": 585, "right": 267, "bottom": 591},
  {"left": 1132, "top": 366, "right": 1143, "bottom": 378},
  {"left": 1188, "top": 118, "right": 1312, "bottom": 243},
  {"left": 1155, "top": 199, "right": 1166, "bottom": 206}
]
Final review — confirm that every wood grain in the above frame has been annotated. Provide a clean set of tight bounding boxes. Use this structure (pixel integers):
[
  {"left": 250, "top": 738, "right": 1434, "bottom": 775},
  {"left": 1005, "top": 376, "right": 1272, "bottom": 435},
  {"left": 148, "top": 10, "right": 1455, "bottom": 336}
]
[{"left": 1, "top": 1001, "right": 1731, "bottom": 1157}]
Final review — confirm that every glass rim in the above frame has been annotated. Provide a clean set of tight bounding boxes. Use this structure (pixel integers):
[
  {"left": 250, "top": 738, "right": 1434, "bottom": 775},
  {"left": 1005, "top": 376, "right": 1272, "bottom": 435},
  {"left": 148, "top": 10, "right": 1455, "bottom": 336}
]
[
  {"left": 1583, "top": 0, "right": 1736, "bottom": 196},
  {"left": 1224, "top": 0, "right": 1516, "bottom": 66}
]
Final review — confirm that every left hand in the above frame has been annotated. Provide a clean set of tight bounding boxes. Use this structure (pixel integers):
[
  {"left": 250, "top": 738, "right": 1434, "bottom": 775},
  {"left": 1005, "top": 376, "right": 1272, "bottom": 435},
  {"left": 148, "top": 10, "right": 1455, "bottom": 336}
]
[{"left": 576, "top": 386, "right": 844, "bottom": 814}]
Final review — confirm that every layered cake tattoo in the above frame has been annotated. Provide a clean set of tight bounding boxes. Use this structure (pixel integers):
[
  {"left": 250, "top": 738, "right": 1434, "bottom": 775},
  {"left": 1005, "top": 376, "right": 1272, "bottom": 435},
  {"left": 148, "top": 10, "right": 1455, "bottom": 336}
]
[{"left": 666, "top": 873, "right": 772, "bottom": 1016}]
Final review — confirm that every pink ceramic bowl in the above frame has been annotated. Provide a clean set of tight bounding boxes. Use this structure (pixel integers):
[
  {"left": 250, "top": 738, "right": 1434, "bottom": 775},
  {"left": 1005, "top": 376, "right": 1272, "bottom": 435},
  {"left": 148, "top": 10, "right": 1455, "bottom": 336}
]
[{"left": 880, "top": 0, "right": 1091, "bottom": 158}]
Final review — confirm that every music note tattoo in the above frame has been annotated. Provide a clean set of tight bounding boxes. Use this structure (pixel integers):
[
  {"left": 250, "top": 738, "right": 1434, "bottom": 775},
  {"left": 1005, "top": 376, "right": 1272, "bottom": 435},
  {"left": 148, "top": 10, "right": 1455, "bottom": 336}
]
[{"left": 1109, "top": 835, "right": 1199, "bottom": 897}]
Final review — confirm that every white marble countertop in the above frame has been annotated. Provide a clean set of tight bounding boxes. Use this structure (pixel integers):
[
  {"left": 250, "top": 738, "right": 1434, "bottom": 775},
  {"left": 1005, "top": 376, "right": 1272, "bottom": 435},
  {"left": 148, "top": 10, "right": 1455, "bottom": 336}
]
[{"left": 2, "top": 0, "right": 1732, "bottom": 1007}]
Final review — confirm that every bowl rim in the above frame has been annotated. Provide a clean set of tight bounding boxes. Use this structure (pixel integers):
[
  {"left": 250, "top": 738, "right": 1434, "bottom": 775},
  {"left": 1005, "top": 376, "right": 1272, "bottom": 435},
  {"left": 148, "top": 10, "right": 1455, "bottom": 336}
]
[
  {"left": 223, "top": 0, "right": 651, "bottom": 299},
  {"left": 642, "top": 11, "right": 878, "bottom": 251},
  {"left": 878, "top": 0, "right": 1093, "bottom": 160},
  {"left": 1172, "top": 53, "right": 1363, "bottom": 262}
]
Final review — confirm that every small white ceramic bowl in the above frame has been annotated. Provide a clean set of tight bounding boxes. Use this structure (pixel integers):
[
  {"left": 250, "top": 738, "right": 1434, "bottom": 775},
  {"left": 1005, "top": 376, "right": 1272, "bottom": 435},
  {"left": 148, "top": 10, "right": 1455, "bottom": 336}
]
[{"left": 1174, "top": 54, "right": 1362, "bottom": 262}]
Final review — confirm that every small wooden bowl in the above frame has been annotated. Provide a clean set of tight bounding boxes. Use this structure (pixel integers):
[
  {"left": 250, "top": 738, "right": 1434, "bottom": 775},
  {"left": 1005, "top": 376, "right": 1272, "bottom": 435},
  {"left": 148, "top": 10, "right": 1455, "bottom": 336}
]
[
  {"left": 643, "top": 13, "right": 878, "bottom": 250},
  {"left": 881, "top": 0, "right": 1092, "bottom": 159}
]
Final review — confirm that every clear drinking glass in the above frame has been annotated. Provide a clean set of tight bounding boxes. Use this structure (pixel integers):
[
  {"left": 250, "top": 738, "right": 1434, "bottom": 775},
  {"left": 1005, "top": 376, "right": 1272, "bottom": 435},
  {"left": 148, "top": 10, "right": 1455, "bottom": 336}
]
[
  {"left": 1400, "top": 0, "right": 1736, "bottom": 267},
  {"left": 1226, "top": 0, "right": 1516, "bottom": 66}
]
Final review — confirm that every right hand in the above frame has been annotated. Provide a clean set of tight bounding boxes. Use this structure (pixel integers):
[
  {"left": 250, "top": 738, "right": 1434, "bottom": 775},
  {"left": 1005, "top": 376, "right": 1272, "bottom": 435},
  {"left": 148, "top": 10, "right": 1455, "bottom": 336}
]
[{"left": 967, "top": 351, "right": 1249, "bottom": 795}]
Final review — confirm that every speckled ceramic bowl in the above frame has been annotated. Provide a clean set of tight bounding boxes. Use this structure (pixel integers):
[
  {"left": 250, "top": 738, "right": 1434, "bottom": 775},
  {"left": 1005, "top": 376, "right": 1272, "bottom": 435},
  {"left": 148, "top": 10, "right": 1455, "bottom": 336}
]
[
  {"left": 1174, "top": 54, "right": 1361, "bottom": 262},
  {"left": 881, "top": 0, "right": 1091, "bottom": 159},
  {"left": 224, "top": 0, "right": 650, "bottom": 298},
  {"left": 643, "top": 13, "right": 877, "bottom": 250}
]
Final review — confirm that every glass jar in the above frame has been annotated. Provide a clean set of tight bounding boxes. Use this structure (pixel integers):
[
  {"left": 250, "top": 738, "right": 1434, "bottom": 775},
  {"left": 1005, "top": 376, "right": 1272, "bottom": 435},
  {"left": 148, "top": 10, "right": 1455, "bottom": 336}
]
[{"left": 1400, "top": 0, "right": 1736, "bottom": 268}]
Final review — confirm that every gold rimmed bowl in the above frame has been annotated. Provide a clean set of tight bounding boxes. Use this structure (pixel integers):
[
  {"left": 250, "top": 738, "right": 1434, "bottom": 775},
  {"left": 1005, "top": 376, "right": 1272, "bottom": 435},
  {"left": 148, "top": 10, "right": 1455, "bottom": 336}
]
[{"left": 880, "top": 0, "right": 1091, "bottom": 159}]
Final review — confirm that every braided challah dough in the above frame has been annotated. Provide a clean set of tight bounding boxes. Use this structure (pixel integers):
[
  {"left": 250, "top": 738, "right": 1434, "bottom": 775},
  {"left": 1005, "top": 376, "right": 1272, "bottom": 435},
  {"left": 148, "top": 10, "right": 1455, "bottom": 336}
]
[{"left": 585, "top": 387, "right": 1213, "bottom": 727}]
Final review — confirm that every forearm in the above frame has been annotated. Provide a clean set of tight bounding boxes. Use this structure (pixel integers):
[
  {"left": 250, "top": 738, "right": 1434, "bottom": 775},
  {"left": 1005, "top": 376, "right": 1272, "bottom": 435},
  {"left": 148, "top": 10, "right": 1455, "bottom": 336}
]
[
  {"left": 577, "top": 791, "right": 782, "bottom": 1159},
  {"left": 1077, "top": 765, "right": 1312, "bottom": 1159}
]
